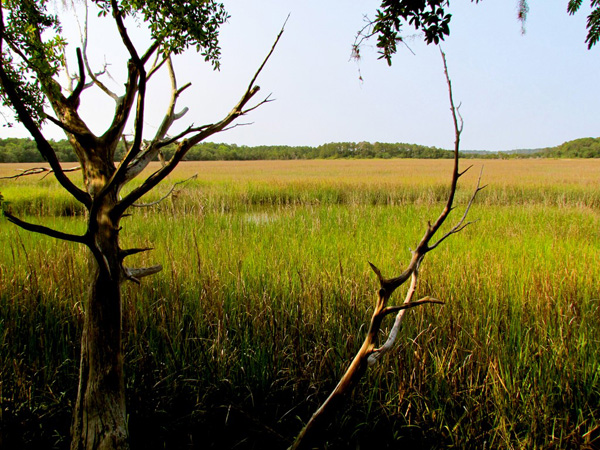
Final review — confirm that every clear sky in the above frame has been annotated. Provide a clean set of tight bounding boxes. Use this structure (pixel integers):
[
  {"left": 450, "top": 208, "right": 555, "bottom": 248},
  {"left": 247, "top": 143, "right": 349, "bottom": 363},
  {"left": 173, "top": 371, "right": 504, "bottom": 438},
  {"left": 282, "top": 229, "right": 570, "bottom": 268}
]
[{"left": 5, "top": 0, "right": 599, "bottom": 151}]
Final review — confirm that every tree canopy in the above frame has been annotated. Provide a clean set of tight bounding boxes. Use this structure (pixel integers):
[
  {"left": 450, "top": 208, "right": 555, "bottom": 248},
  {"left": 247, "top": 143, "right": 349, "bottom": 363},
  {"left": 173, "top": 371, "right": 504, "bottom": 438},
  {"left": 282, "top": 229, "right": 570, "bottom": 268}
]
[
  {"left": 360, "top": 0, "right": 600, "bottom": 64},
  {"left": 0, "top": 0, "right": 228, "bottom": 129}
]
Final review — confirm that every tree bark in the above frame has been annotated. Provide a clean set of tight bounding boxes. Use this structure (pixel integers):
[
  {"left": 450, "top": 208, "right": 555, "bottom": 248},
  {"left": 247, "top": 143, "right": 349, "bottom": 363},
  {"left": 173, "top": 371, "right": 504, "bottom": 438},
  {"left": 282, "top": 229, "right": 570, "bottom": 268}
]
[{"left": 71, "top": 196, "right": 129, "bottom": 450}]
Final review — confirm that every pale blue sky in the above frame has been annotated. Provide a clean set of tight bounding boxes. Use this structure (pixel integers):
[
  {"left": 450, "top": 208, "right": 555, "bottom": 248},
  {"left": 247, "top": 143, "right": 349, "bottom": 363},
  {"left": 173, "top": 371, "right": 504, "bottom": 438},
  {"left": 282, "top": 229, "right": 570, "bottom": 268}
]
[{"left": 5, "top": 0, "right": 599, "bottom": 151}]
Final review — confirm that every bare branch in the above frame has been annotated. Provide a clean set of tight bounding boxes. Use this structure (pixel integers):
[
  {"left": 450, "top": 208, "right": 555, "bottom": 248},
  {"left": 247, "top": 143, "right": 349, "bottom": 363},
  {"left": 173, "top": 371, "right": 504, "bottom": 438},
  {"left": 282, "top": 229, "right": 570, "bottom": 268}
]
[
  {"left": 114, "top": 19, "right": 287, "bottom": 216},
  {"left": 368, "top": 258, "right": 422, "bottom": 366},
  {"left": 3, "top": 210, "right": 88, "bottom": 244},
  {"left": 241, "top": 93, "right": 274, "bottom": 115},
  {"left": 373, "top": 48, "right": 472, "bottom": 300},
  {"left": 381, "top": 297, "right": 443, "bottom": 316},
  {"left": 368, "top": 261, "right": 385, "bottom": 287},
  {"left": 220, "top": 122, "right": 253, "bottom": 133},
  {"left": 0, "top": 165, "right": 81, "bottom": 180},
  {"left": 291, "top": 48, "right": 482, "bottom": 450},
  {"left": 83, "top": 55, "right": 119, "bottom": 101},
  {"left": 122, "top": 57, "right": 193, "bottom": 183},
  {"left": 123, "top": 264, "right": 163, "bottom": 284},
  {"left": 67, "top": 48, "right": 86, "bottom": 106},
  {"left": 132, "top": 174, "right": 197, "bottom": 207},
  {"left": 374, "top": 48, "right": 472, "bottom": 300},
  {"left": 246, "top": 15, "right": 289, "bottom": 94},
  {"left": 119, "top": 247, "right": 153, "bottom": 259},
  {"left": 83, "top": 55, "right": 118, "bottom": 100},
  {"left": 155, "top": 124, "right": 212, "bottom": 148},
  {"left": 410, "top": 47, "right": 462, "bottom": 252},
  {"left": 458, "top": 164, "right": 473, "bottom": 178},
  {"left": 428, "top": 167, "right": 485, "bottom": 251}
]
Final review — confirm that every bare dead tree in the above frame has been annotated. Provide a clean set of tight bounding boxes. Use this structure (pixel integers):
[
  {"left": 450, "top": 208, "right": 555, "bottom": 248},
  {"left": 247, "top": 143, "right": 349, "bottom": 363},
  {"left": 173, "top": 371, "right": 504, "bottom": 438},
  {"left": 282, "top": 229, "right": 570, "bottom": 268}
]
[
  {"left": 290, "top": 48, "right": 485, "bottom": 450},
  {"left": 0, "top": 2, "right": 285, "bottom": 448}
]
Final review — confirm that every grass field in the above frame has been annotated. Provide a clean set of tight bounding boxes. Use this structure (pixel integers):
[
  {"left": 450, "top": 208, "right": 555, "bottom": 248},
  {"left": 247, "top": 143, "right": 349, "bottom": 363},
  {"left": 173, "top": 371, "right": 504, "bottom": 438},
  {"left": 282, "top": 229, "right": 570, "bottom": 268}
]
[{"left": 1, "top": 159, "right": 599, "bottom": 449}]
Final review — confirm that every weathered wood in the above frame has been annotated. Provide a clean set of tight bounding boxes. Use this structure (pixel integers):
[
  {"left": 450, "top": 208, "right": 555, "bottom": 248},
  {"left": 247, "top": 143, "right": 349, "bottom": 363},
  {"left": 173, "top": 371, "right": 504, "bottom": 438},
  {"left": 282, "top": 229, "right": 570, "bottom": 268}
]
[
  {"left": 71, "top": 192, "right": 128, "bottom": 450},
  {"left": 0, "top": 3, "right": 285, "bottom": 448},
  {"left": 290, "top": 48, "right": 482, "bottom": 450}
]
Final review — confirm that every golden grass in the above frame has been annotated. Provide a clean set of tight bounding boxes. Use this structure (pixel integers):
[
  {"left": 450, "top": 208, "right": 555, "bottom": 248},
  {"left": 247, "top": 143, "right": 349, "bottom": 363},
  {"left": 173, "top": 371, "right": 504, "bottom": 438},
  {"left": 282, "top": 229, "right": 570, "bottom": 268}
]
[
  {"left": 2, "top": 158, "right": 599, "bottom": 187},
  {"left": 1, "top": 157, "right": 600, "bottom": 448}
]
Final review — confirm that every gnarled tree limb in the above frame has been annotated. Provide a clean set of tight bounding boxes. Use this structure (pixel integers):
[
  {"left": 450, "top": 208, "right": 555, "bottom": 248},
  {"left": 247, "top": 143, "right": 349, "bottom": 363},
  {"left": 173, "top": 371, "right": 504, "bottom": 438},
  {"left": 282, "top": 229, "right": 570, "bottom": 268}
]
[
  {"left": 114, "top": 20, "right": 287, "bottom": 217},
  {"left": 123, "top": 57, "right": 192, "bottom": 184},
  {"left": 290, "top": 47, "right": 482, "bottom": 450},
  {"left": 3, "top": 210, "right": 88, "bottom": 244}
]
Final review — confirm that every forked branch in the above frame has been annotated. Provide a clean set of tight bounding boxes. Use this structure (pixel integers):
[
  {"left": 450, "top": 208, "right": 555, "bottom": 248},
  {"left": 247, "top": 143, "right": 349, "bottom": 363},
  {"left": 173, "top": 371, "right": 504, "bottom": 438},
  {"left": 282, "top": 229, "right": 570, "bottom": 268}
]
[
  {"left": 290, "top": 48, "right": 482, "bottom": 450},
  {"left": 78, "top": 0, "right": 120, "bottom": 101},
  {"left": 113, "top": 20, "right": 287, "bottom": 216},
  {"left": 122, "top": 57, "right": 192, "bottom": 184}
]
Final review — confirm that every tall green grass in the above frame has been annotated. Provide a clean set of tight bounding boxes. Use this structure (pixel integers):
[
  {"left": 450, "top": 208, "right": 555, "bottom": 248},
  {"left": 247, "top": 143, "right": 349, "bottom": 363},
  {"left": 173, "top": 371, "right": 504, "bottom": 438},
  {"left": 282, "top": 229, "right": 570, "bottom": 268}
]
[{"left": 1, "top": 160, "right": 599, "bottom": 448}]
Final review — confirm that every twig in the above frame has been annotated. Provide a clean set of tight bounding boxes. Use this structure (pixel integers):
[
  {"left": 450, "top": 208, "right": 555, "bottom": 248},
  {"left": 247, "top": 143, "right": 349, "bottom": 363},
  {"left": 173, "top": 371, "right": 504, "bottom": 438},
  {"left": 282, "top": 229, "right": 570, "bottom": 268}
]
[
  {"left": 0, "top": 166, "right": 81, "bottom": 180},
  {"left": 132, "top": 174, "right": 197, "bottom": 207}
]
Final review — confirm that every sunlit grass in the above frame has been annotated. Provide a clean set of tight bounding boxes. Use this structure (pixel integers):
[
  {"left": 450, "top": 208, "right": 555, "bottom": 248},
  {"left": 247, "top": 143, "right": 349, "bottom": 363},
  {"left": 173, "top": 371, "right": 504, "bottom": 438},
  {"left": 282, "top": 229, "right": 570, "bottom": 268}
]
[{"left": 1, "top": 159, "right": 599, "bottom": 448}]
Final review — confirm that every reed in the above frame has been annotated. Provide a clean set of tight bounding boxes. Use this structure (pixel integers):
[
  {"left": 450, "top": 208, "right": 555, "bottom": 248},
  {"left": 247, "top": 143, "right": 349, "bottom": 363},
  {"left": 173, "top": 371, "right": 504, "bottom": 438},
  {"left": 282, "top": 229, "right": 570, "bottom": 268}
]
[{"left": 1, "top": 159, "right": 599, "bottom": 448}]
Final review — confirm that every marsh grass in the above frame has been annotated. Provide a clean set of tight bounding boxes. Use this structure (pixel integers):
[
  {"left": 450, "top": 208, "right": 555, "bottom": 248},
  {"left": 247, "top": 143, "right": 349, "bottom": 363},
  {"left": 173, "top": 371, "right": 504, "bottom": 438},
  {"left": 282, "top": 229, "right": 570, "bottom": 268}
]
[{"left": 1, "top": 159, "right": 599, "bottom": 448}]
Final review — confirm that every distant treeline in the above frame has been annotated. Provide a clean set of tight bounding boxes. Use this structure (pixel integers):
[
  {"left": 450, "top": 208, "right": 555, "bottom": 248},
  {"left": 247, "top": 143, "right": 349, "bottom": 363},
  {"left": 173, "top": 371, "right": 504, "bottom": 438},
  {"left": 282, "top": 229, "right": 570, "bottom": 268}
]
[
  {"left": 0, "top": 137, "right": 598, "bottom": 162},
  {"left": 536, "top": 137, "right": 600, "bottom": 158}
]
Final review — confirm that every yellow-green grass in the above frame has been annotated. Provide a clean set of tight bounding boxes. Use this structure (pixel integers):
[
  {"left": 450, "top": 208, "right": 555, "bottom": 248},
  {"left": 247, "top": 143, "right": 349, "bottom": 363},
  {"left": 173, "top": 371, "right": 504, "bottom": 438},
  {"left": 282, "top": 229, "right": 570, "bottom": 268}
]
[
  {"left": 1, "top": 159, "right": 599, "bottom": 449},
  {"left": 2, "top": 159, "right": 600, "bottom": 215}
]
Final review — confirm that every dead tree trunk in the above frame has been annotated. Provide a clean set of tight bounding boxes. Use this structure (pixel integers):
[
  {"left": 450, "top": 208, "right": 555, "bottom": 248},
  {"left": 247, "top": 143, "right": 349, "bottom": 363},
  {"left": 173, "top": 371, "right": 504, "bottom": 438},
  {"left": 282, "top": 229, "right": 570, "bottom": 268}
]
[
  {"left": 70, "top": 193, "right": 128, "bottom": 450},
  {"left": 72, "top": 271, "right": 127, "bottom": 450},
  {"left": 290, "top": 49, "right": 485, "bottom": 450}
]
